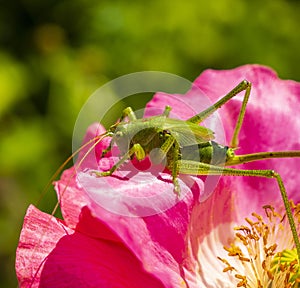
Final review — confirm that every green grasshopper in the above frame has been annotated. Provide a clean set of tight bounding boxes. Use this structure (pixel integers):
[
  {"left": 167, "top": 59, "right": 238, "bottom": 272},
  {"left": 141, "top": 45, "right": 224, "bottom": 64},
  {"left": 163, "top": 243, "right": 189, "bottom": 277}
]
[{"left": 92, "top": 80, "right": 300, "bottom": 261}]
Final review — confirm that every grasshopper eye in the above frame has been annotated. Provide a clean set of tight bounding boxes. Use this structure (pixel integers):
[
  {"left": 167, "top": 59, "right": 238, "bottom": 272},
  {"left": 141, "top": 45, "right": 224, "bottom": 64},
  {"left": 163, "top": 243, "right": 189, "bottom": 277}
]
[
  {"left": 115, "top": 131, "right": 123, "bottom": 138},
  {"left": 158, "top": 130, "right": 169, "bottom": 139}
]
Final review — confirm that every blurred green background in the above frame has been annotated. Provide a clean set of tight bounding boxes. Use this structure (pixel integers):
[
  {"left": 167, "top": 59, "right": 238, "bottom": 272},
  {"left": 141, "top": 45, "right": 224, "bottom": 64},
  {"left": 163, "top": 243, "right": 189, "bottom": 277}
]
[{"left": 1, "top": 0, "right": 300, "bottom": 286}]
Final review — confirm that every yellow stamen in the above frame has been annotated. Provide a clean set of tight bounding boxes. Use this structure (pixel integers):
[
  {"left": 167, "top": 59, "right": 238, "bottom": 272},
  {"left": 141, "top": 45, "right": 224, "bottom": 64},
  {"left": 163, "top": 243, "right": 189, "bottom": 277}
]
[{"left": 218, "top": 204, "right": 300, "bottom": 287}]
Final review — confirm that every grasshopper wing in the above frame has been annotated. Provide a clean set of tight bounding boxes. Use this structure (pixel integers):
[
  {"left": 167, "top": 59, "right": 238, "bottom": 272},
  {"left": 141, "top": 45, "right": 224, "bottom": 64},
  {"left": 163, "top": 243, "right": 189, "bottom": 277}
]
[{"left": 162, "top": 118, "right": 215, "bottom": 146}]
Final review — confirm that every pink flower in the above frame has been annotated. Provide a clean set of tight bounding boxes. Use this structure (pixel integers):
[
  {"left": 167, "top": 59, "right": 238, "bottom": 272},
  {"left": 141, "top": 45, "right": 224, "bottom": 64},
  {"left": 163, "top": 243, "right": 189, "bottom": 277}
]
[{"left": 16, "top": 65, "right": 300, "bottom": 287}]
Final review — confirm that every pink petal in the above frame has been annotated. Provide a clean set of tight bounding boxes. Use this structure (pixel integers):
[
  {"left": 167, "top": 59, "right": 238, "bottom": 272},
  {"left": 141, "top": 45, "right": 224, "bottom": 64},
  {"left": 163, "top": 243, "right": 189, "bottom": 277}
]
[
  {"left": 59, "top": 65, "right": 300, "bottom": 286},
  {"left": 193, "top": 65, "right": 300, "bottom": 218},
  {"left": 54, "top": 126, "right": 203, "bottom": 286},
  {"left": 191, "top": 65, "right": 300, "bottom": 285},
  {"left": 54, "top": 124, "right": 202, "bottom": 286},
  {"left": 146, "top": 66, "right": 300, "bottom": 213},
  {"left": 75, "top": 123, "right": 111, "bottom": 170},
  {"left": 144, "top": 65, "right": 300, "bottom": 285},
  {"left": 16, "top": 65, "right": 300, "bottom": 288},
  {"left": 16, "top": 205, "right": 74, "bottom": 288},
  {"left": 55, "top": 165, "right": 201, "bottom": 287},
  {"left": 16, "top": 205, "right": 165, "bottom": 288}
]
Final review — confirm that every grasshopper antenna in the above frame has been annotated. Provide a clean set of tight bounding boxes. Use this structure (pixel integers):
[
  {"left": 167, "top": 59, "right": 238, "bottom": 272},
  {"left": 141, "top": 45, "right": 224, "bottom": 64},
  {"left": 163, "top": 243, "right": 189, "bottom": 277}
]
[
  {"left": 35, "top": 131, "right": 111, "bottom": 213},
  {"left": 28, "top": 131, "right": 112, "bottom": 287}
]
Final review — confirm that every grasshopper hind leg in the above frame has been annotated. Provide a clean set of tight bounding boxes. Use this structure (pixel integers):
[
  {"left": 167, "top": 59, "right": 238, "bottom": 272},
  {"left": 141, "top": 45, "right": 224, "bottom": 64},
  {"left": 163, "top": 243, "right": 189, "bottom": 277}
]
[{"left": 177, "top": 160, "right": 300, "bottom": 262}]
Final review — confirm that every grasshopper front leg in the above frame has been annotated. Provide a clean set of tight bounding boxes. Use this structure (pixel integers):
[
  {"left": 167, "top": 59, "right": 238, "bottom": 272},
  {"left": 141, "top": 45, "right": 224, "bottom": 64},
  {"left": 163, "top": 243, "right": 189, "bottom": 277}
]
[
  {"left": 147, "top": 132, "right": 182, "bottom": 195},
  {"left": 170, "top": 141, "right": 181, "bottom": 195},
  {"left": 93, "top": 143, "right": 145, "bottom": 177}
]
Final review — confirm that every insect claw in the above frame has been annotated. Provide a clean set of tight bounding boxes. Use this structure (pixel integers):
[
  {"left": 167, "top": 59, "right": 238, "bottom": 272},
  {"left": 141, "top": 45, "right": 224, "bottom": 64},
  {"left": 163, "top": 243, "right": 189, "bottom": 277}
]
[
  {"left": 173, "top": 179, "right": 181, "bottom": 196},
  {"left": 89, "top": 170, "right": 99, "bottom": 176},
  {"left": 100, "top": 171, "right": 112, "bottom": 176},
  {"left": 90, "top": 170, "right": 111, "bottom": 177}
]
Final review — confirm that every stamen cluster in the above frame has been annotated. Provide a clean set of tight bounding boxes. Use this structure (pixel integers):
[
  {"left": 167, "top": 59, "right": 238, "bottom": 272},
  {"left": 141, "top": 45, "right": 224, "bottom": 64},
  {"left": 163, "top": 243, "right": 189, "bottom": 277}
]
[{"left": 218, "top": 204, "right": 300, "bottom": 287}]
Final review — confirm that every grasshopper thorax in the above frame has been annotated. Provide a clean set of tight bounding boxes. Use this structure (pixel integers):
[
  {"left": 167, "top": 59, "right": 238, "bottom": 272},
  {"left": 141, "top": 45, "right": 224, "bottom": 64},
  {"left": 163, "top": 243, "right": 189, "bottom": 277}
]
[{"left": 111, "top": 120, "right": 165, "bottom": 158}]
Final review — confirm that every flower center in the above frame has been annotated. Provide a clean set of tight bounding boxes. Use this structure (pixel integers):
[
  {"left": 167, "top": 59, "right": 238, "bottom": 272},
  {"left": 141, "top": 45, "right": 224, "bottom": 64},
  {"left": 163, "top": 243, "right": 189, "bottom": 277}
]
[{"left": 218, "top": 203, "right": 300, "bottom": 287}]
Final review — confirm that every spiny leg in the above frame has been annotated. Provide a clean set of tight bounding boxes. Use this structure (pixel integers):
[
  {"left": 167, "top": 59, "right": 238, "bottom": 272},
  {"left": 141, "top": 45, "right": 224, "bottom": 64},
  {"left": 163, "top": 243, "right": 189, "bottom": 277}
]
[
  {"left": 187, "top": 81, "right": 251, "bottom": 148},
  {"left": 226, "top": 150, "right": 300, "bottom": 166},
  {"left": 170, "top": 141, "right": 181, "bottom": 195},
  {"left": 178, "top": 159, "right": 300, "bottom": 262},
  {"left": 93, "top": 143, "right": 145, "bottom": 177},
  {"left": 150, "top": 133, "right": 175, "bottom": 164},
  {"left": 149, "top": 133, "right": 181, "bottom": 195},
  {"left": 230, "top": 82, "right": 251, "bottom": 148},
  {"left": 119, "top": 107, "right": 137, "bottom": 122},
  {"left": 150, "top": 132, "right": 180, "bottom": 193},
  {"left": 147, "top": 131, "right": 181, "bottom": 194}
]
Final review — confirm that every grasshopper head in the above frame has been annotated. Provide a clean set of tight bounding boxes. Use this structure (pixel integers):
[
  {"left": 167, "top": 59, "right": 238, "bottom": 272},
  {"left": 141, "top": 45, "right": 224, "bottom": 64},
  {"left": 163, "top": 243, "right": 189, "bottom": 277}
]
[{"left": 111, "top": 122, "right": 131, "bottom": 154}]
